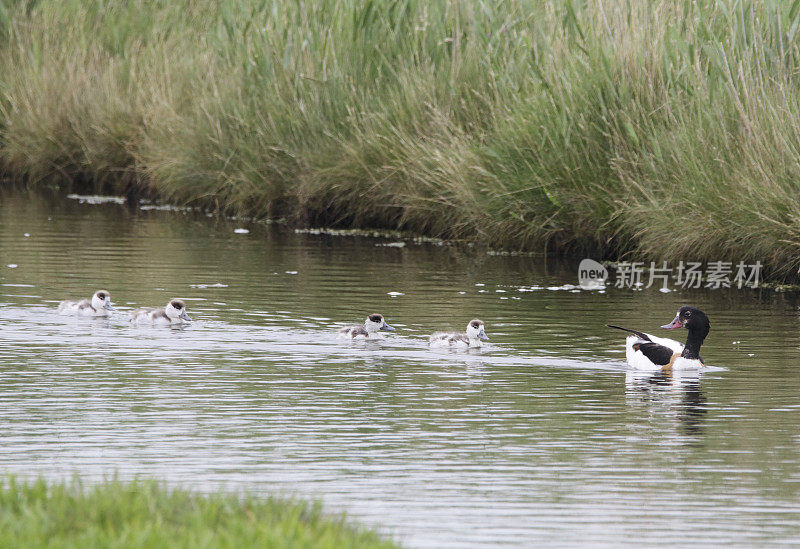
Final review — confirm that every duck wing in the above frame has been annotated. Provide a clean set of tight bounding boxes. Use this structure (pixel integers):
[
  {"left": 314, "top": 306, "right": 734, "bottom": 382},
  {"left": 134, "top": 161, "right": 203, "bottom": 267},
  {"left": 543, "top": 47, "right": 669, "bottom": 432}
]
[
  {"left": 608, "top": 324, "right": 684, "bottom": 369},
  {"left": 429, "top": 332, "right": 468, "bottom": 345},
  {"left": 339, "top": 325, "right": 368, "bottom": 338},
  {"left": 129, "top": 307, "right": 156, "bottom": 321},
  {"left": 632, "top": 341, "right": 677, "bottom": 367},
  {"left": 607, "top": 324, "right": 683, "bottom": 352}
]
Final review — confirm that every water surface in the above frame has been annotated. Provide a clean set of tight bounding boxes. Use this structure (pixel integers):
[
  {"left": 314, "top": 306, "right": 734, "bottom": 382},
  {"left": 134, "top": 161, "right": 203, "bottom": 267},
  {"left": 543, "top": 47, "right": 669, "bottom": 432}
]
[{"left": 1, "top": 187, "right": 799, "bottom": 547}]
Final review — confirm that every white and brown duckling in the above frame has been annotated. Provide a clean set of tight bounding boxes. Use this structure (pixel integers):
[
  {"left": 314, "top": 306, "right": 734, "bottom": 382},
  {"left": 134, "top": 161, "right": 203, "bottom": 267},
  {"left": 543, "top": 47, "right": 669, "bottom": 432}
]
[
  {"left": 129, "top": 299, "right": 192, "bottom": 325},
  {"left": 58, "top": 290, "right": 115, "bottom": 317},
  {"left": 338, "top": 313, "right": 396, "bottom": 339},
  {"left": 429, "top": 319, "right": 489, "bottom": 348},
  {"left": 607, "top": 306, "right": 710, "bottom": 371}
]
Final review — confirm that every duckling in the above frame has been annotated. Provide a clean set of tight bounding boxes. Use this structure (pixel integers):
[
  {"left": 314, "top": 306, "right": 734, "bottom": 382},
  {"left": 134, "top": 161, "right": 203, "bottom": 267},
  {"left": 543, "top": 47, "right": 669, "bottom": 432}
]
[
  {"left": 338, "top": 313, "right": 396, "bottom": 339},
  {"left": 607, "top": 306, "right": 710, "bottom": 371},
  {"left": 58, "top": 290, "right": 115, "bottom": 317},
  {"left": 129, "top": 299, "right": 192, "bottom": 325},
  {"left": 429, "top": 319, "right": 489, "bottom": 348}
]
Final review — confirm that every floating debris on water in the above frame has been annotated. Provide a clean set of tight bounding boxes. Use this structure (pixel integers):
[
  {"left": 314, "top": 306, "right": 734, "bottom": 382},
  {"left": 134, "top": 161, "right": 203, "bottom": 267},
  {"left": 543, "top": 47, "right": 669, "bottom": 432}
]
[
  {"left": 234, "top": 228, "right": 250, "bottom": 234},
  {"left": 387, "top": 291, "right": 404, "bottom": 297},
  {"left": 139, "top": 204, "right": 192, "bottom": 212},
  {"left": 294, "top": 227, "right": 445, "bottom": 245},
  {"left": 66, "top": 194, "right": 126, "bottom": 205},
  {"left": 486, "top": 249, "right": 541, "bottom": 257},
  {"left": 295, "top": 227, "right": 403, "bottom": 238},
  {"left": 759, "top": 282, "right": 800, "bottom": 292},
  {"left": 517, "top": 286, "right": 544, "bottom": 292}
]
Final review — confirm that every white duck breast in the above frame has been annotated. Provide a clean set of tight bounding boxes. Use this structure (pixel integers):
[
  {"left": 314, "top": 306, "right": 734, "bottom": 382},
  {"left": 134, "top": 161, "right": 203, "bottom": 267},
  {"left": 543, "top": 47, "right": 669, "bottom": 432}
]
[
  {"left": 130, "top": 299, "right": 192, "bottom": 325},
  {"left": 429, "top": 319, "right": 489, "bottom": 348},
  {"left": 338, "top": 313, "right": 395, "bottom": 339},
  {"left": 608, "top": 306, "right": 710, "bottom": 371},
  {"left": 58, "top": 290, "right": 115, "bottom": 317}
]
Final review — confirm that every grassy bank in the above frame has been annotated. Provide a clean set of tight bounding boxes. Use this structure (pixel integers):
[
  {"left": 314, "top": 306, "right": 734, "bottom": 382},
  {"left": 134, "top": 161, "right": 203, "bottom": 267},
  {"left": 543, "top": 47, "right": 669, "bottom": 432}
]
[
  {"left": 1, "top": 0, "right": 800, "bottom": 278},
  {"left": 0, "top": 478, "right": 397, "bottom": 548}
]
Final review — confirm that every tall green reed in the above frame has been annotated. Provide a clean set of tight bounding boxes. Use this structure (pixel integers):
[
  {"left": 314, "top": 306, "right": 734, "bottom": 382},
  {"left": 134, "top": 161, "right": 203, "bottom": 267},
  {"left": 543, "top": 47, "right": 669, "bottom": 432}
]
[{"left": 2, "top": 0, "right": 800, "bottom": 277}]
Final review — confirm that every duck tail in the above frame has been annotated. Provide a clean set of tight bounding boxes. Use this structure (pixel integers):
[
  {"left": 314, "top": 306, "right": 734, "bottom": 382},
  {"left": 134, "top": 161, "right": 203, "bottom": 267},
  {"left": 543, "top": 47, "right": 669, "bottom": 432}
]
[{"left": 606, "top": 324, "right": 651, "bottom": 341}]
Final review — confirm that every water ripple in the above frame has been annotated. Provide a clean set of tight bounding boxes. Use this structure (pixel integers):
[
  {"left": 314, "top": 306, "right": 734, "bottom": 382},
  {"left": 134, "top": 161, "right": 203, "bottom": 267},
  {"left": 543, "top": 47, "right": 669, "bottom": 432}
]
[{"left": 1, "top": 188, "right": 799, "bottom": 547}]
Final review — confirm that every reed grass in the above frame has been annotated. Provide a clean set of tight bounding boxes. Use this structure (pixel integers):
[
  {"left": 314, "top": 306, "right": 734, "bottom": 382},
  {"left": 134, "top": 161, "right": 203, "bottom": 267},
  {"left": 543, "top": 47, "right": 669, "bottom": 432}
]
[
  {"left": 2, "top": 0, "right": 800, "bottom": 278},
  {"left": 0, "top": 477, "right": 397, "bottom": 548}
]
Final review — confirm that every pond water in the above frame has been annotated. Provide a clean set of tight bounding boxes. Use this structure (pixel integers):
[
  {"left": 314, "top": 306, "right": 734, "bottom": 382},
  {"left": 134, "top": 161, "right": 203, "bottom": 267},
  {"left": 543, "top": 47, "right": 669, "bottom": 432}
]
[{"left": 1, "top": 186, "right": 799, "bottom": 547}]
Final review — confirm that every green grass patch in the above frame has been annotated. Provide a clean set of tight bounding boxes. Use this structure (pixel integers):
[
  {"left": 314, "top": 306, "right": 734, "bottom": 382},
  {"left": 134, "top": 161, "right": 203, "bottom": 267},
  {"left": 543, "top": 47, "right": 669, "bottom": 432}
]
[
  {"left": 0, "top": 477, "right": 398, "bottom": 548},
  {"left": 2, "top": 0, "right": 800, "bottom": 279}
]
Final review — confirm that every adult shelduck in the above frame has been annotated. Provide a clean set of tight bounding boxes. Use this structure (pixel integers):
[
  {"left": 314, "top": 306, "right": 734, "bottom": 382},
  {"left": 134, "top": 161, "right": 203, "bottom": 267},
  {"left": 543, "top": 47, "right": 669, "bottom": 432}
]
[{"left": 607, "top": 306, "right": 709, "bottom": 371}]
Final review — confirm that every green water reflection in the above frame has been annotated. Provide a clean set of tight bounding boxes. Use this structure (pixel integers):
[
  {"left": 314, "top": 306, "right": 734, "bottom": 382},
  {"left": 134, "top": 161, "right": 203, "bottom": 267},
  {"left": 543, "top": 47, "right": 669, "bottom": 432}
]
[{"left": 1, "top": 187, "right": 799, "bottom": 547}]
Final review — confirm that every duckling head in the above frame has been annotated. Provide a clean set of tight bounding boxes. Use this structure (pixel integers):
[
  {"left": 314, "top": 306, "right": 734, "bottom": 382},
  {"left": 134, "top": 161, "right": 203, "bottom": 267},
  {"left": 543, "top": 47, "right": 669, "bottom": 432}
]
[
  {"left": 365, "top": 313, "right": 395, "bottom": 333},
  {"left": 466, "top": 319, "right": 489, "bottom": 341},
  {"left": 92, "top": 290, "right": 115, "bottom": 312},
  {"left": 166, "top": 299, "right": 192, "bottom": 321}
]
